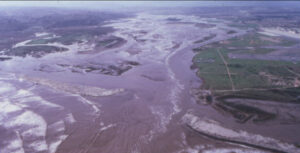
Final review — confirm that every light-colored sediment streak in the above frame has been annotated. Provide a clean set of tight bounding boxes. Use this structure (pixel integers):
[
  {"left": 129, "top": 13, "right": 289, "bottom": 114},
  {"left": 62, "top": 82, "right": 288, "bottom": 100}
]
[
  {"left": 12, "top": 32, "right": 95, "bottom": 53},
  {"left": 35, "top": 32, "right": 51, "bottom": 37},
  {"left": 182, "top": 113, "right": 300, "bottom": 153},
  {"left": 259, "top": 27, "right": 300, "bottom": 39},
  {"left": 65, "top": 113, "right": 76, "bottom": 124},
  {"left": 0, "top": 75, "right": 75, "bottom": 153},
  {"left": 47, "top": 120, "right": 68, "bottom": 153},
  {"left": 100, "top": 123, "right": 116, "bottom": 132},
  {"left": 24, "top": 76, "right": 124, "bottom": 97},
  {"left": 177, "top": 146, "right": 264, "bottom": 153},
  {"left": 23, "top": 76, "right": 124, "bottom": 114},
  {"left": 12, "top": 89, "right": 62, "bottom": 109},
  {"left": 1, "top": 133, "right": 25, "bottom": 153},
  {"left": 0, "top": 100, "right": 48, "bottom": 152},
  {"left": 202, "top": 148, "right": 266, "bottom": 153},
  {"left": 75, "top": 94, "right": 100, "bottom": 114},
  {"left": 176, "top": 135, "right": 265, "bottom": 153}
]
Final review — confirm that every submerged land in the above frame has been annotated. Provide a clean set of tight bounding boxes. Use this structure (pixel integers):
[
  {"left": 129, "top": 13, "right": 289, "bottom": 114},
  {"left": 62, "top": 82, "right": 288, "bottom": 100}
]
[{"left": 0, "top": 4, "right": 300, "bottom": 153}]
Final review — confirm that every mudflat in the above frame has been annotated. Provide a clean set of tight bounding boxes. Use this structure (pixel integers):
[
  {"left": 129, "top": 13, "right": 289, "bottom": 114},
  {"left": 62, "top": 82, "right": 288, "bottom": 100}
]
[{"left": 1, "top": 4, "right": 300, "bottom": 153}]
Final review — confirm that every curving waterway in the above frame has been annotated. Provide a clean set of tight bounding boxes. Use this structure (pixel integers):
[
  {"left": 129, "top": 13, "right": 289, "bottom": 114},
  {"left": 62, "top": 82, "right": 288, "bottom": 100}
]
[{"left": 0, "top": 13, "right": 281, "bottom": 153}]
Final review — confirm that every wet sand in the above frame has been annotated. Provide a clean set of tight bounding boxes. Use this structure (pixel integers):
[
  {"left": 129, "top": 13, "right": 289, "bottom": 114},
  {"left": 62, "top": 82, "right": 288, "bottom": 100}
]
[{"left": 1, "top": 13, "right": 299, "bottom": 153}]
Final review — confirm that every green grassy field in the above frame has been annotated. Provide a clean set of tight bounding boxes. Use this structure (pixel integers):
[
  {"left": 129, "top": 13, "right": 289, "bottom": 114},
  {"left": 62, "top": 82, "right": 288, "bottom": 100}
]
[
  {"left": 193, "top": 32, "right": 300, "bottom": 102},
  {"left": 228, "top": 22, "right": 259, "bottom": 30},
  {"left": 5, "top": 45, "right": 68, "bottom": 58}
]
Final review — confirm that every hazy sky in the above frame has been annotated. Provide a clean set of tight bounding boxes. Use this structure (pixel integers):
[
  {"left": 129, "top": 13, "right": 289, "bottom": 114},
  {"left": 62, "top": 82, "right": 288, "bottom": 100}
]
[{"left": 0, "top": 1, "right": 299, "bottom": 10}]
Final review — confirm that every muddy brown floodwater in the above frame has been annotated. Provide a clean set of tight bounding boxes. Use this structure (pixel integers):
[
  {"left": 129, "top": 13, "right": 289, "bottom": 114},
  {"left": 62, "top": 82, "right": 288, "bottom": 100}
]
[{"left": 1, "top": 13, "right": 298, "bottom": 153}]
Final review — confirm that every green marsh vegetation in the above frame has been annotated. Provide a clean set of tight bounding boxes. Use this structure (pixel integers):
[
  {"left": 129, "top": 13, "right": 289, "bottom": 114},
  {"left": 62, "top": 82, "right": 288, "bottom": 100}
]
[{"left": 193, "top": 32, "right": 300, "bottom": 103}]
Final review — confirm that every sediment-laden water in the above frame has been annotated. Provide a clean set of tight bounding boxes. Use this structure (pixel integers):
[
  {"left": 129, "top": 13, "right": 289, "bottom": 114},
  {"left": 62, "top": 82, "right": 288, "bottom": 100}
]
[{"left": 1, "top": 13, "right": 298, "bottom": 153}]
